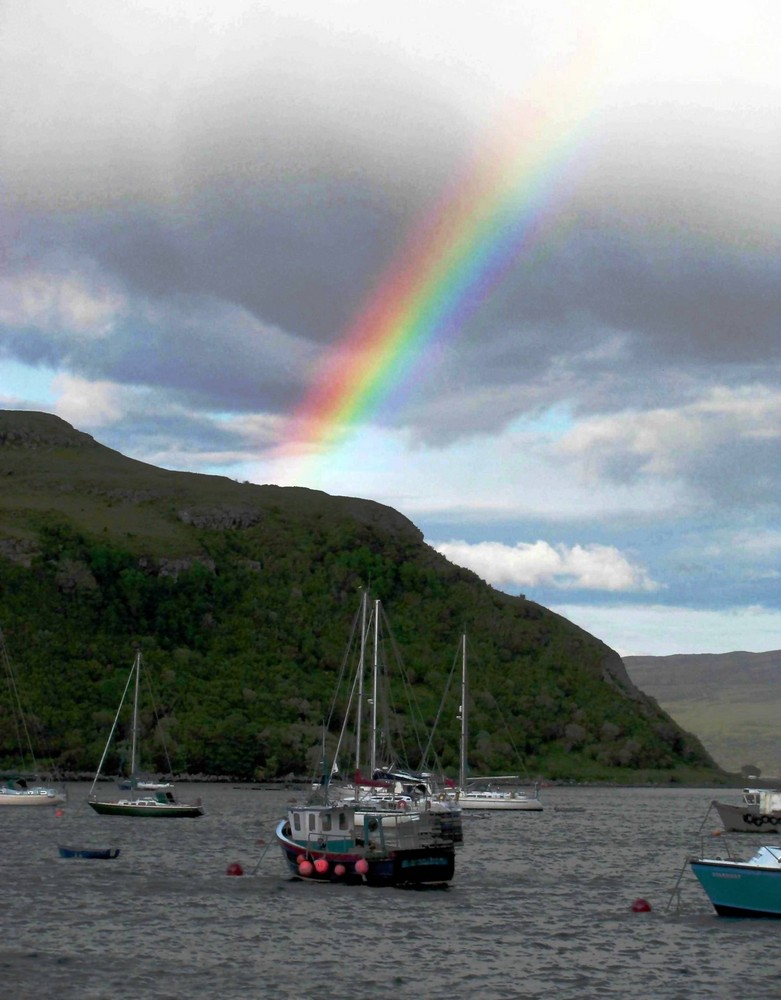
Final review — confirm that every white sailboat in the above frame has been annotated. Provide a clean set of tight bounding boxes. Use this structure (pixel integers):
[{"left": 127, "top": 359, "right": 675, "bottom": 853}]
[
  {"left": 456, "top": 634, "right": 543, "bottom": 812},
  {"left": 0, "top": 626, "right": 66, "bottom": 807},
  {"left": 88, "top": 649, "right": 203, "bottom": 818}
]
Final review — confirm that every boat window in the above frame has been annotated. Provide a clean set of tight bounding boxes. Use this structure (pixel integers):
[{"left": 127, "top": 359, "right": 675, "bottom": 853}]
[
  {"left": 322, "top": 814, "right": 332, "bottom": 831},
  {"left": 293, "top": 813, "right": 301, "bottom": 832},
  {"left": 308, "top": 813, "right": 316, "bottom": 832},
  {"left": 339, "top": 812, "right": 348, "bottom": 830}
]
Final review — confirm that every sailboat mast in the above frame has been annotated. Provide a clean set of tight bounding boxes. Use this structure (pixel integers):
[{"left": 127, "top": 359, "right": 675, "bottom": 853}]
[
  {"left": 355, "top": 589, "right": 367, "bottom": 772},
  {"left": 459, "top": 633, "right": 467, "bottom": 791},
  {"left": 129, "top": 649, "right": 141, "bottom": 779},
  {"left": 369, "top": 599, "right": 379, "bottom": 776}
]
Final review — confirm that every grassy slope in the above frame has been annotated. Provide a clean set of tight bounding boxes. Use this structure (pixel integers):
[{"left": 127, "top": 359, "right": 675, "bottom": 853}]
[{"left": 624, "top": 651, "right": 781, "bottom": 777}]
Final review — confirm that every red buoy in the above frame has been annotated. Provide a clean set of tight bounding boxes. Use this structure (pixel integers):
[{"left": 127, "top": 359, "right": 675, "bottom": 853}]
[
  {"left": 355, "top": 859, "right": 369, "bottom": 875},
  {"left": 226, "top": 862, "right": 244, "bottom": 876},
  {"left": 299, "top": 860, "right": 314, "bottom": 877},
  {"left": 631, "top": 898, "right": 651, "bottom": 912},
  {"left": 334, "top": 864, "right": 346, "bottom": 877},
  {"left": 314, "top": 858, "right": 329, "bottom": 874},
  {"left": 297, "top": 854, "right": 307, "bottom": 865}
]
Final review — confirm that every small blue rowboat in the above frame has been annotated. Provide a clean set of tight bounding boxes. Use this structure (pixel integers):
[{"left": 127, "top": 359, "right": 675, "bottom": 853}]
[{"left": 58, "top": 845, "right": 120, "bottom": 860}]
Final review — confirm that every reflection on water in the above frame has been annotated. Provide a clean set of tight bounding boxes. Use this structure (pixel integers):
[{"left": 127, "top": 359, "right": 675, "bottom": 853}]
[{"left": 2, "top": 784, "right": 777, "bottom": 999}]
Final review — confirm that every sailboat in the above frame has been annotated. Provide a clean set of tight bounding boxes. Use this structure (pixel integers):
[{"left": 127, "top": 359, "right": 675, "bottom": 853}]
[
  {"left": 455, "top": 634, "right": 543, "bottom": 812},
  {"left": 0, "top": 626, "right": 66, "bottom": 807},
  {"left": 88, "top": 649, "right": 203, "bottom": 818},
  {"left": 275, "top": 594, "right": 463, "bottom": 885}
]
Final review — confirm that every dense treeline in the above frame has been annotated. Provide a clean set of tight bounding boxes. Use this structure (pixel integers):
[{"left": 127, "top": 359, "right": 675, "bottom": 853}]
[{"left": 0, "top": 514, "right": 719, "bottom": 783}]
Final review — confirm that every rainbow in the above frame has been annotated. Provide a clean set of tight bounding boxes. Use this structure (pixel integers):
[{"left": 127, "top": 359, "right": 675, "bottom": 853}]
[{"left": 279, "top": 14, "right": 652, "bottom": 468}]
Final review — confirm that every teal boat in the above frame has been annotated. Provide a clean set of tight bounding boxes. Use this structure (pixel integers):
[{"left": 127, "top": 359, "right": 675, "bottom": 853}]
[{"left": 691, "top": 845, "right": 781, "bottom": 917}]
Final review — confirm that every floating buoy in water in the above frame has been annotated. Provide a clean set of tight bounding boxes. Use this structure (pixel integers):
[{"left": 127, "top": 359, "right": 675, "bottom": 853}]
[
  {"left": 355, "top": 859, "right": 369, "bottom": 875},
  {"left": 711, "top": 829, "right": 722, "bottom": 836},
  {"left": 226, "top": 861, "right": 244, "bottom": 876},
  {"left": 55, "top": 809, "right": 64, "bottom": 817},
  {"left": 631, "top": 898, "right": 651, "bottom": 912},
  {"left": 299, "top": 860, "right": 314, "bottom": 877},
  {"left": 334, "top": 864, "right": 346, "bottom": 877},
  {"left": 314, "top": 858, "right": 329, "bottom": 874}
]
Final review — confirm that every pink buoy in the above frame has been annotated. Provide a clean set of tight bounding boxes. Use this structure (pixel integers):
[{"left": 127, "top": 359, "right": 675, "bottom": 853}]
[
  {"left": 355, "top": 859, "right": 369, "bottom": 875},
  {"left": 631, "top": 898, "right": 651, "bottom": 912},
  {"left": 297, "top": 854, "right": 307, "bottom": 866},
  {"left": 334, "top": 864, "right": 346, "bottom": 877},
  {"left": 314, "top": 858, "right": 329, "bottom": 874},
  {"left": 298, "top": 860, "right": 314, "bottom": 877},
  {"left": 55, "top": 809, "right": 64, "bottom": 818},
  {"left": 226, "top": 862, "right": 244, "bottom": 876}
]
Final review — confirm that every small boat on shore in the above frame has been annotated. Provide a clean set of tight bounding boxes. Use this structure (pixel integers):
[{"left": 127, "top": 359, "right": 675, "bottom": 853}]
[
  {"left": 691, "top": 844, "right": 781, "bottom": 917},
  {"left": 58, "top": 846, "right": 120, "bottom": 860}
]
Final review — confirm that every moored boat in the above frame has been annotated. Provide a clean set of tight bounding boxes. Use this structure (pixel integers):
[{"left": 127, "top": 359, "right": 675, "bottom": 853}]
[
  {"left": 691, "top": 844, "right": 781, "bottom": 917},
  {"left": 276, "top": 801, "right": 458, "bottom": 886},
  {"left": 712, "top": 788, "right": 781, "bottom": 833},
  {"left": 58, "top": 845, "right": 121, "bottom": 859},
  {"left": 453, "top": 634, "right": 543, "bottom": 812},
  {"left": 0, "top": 776, "right": 66, "bottom": 807},
  {"left": 0, "top": 626, "right": 67, "bottom": 807},
  {"left": 276, "top": 593, "right": 462, "bottom": 885},
  {"left": 87, "top": 649, "right": 204, "bottom": 818}
]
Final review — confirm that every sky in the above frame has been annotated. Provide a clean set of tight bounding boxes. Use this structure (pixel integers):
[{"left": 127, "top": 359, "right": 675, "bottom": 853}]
[{"left": 1, "top": 0, "right": 780, "bottom": 657}]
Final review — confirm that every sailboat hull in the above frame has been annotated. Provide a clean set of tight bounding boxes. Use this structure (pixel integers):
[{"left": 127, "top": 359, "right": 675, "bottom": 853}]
[
  {"left": 89, "top": 798, "right": 203, "bottom": 818},
  {"left": 0, "top": 787, "right": 66, "bottom": 807},
  {"left": 458, "top": 794, "right": 543, "bottom": 811}
]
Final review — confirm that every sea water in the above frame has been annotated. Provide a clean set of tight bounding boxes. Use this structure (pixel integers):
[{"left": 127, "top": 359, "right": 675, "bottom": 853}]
[{"left": 2, "top": 784, "right": 778, "bottom": 999}]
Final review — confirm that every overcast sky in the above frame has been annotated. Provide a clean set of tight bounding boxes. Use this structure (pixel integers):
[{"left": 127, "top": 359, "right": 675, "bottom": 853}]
[{"left": 2, "top": 1, "right": 780, "bottom": 656}]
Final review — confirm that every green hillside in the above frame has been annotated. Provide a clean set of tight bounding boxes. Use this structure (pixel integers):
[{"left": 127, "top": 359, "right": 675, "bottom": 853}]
[{"left": 0, "top": 410, "right": 722, "bottom": 783}]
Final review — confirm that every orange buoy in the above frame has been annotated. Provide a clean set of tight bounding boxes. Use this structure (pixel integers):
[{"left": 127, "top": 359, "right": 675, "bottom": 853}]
[
  {"left": 299, "top": 860, "right": 314, "bottom": 877},
  {"left": 631, "top": 898, "right": 651, "bottom": 912},
  {"left": 314, "top": 858, "right": 329, "bottom": 874},
  {"left": 226, "top": 862, "right": 244, "bottom": 876},
  {"left": 355, "top": 859, "right": 369, "bottom": 875}
]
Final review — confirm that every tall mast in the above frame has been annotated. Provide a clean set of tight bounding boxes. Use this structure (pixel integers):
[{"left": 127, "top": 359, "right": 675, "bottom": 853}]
[
  {"left": 369, "top": 599, "right": 379, "bottom": 776},
  {"left": 459, "top": 633, "right": 467, "bottom": 790},
  {"left": 355, "top": 589, "right": 368, "bottom": 772},
  {"left": 129, "top": 648, "right": 141, "bottom": 779}
]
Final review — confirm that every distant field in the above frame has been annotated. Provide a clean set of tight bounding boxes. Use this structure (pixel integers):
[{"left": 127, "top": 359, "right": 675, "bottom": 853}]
[{"left": 624, "top": 650, "right": 781, "bottom": 777}]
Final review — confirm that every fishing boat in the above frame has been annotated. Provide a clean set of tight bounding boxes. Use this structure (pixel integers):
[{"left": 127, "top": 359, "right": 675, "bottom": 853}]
[
  {"left": 712, "top": 787, "right": 781, "bottom": 833},
  {"left": 276, "top": 594, "right": 462, "bottom": 885},
  {"left": 0, "top": 626, "right": 66, "bottom": 807},
  {"left": 691, "top": 844, "right": 781, "bottom": 917},
  {"left": 88, "top": 649, "right": 203, "bottom": 818},
  {"left": 453, "top": 634, "right": 543, "bottom": 812},
  {"left": 58, "top": 846, "right": 120, "bottom": 860}
]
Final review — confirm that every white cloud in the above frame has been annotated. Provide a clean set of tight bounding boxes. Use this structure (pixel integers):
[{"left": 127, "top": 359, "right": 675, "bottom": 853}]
[
  {"left": 557, "top": 385, "right": 781, "bottom": 481},
  {"left": 52, "top": 374, "right": 125, "bottom": 428},
  {"left": 0, "top": 270, "right": 125, "bottom": 338},
  {"left": 431, "top": 538, "right": 658, "bottom": 592},
  {"left": 552, "top": 602, "right": 781, "bottom": 657}
]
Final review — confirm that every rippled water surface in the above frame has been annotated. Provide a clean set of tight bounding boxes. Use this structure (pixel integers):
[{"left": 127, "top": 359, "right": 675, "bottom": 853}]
[{"left": 2, "top": 784, "right": 778, "bottom": 999}]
